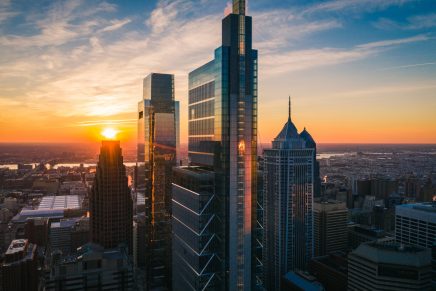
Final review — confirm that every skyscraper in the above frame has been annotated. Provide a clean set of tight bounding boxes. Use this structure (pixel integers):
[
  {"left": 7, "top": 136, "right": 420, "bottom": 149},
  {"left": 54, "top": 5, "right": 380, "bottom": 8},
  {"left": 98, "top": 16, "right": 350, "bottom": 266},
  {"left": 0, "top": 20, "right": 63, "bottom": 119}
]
[
  {"left": 90, "top": 140, "right": 133, "bottom": 252},
  {"left": 172, "top": 0, "right": 260, "bottom": 289},
  {"left": 137, "top": 73, "right": 179, "bottom": 290},
  {"left": 263, "top": 98, "right": 316, "bottom": 290},
  {"left": 314, "top": 200, "right": 348, "bottom": 256}
]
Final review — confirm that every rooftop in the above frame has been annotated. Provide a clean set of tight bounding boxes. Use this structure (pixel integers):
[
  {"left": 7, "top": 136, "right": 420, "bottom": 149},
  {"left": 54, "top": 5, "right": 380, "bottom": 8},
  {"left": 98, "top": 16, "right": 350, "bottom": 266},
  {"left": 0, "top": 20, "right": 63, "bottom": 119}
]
[
  {"left": 38, "top": 195, "right": 80, "bottom": 210},
  {"left": 5, "top": 239, "right": 28, "bottom": 255}
]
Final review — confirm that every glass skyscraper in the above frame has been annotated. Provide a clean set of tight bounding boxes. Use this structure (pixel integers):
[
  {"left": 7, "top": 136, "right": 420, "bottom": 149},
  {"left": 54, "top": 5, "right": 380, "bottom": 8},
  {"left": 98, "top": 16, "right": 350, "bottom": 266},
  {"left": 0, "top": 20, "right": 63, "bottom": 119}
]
[
  {"left": 137, "top": 73, "right": 179, "bottom": 290},
  {"left": 172, "top": 1, "right": 260, "bottom": 290},
  {"left": 263, "top": 99, "right": 316, "bottom": 290}
]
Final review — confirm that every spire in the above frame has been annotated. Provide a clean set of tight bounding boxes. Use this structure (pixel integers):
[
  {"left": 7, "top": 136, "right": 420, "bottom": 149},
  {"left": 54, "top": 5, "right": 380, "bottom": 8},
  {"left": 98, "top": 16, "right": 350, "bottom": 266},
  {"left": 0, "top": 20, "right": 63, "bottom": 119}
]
[
  {"left": 233, "top": 0, "right": 245, "bottom": 15},
  {"left": 288, "top": 96, "right": 291, "bottom": 120}
]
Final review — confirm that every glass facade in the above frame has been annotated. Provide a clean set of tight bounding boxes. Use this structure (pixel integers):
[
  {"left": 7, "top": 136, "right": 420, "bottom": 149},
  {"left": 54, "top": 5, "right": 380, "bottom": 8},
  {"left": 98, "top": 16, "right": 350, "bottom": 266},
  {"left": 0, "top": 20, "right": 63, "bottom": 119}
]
[
  {"left": 175, "top": 1, "right": 260, "bottom": 290},
  {"left": 262, "top": 113, "right": 316, "bottom": 291},
  {"left": 137, "top": 73, "right": 178, "bottom": 290}
]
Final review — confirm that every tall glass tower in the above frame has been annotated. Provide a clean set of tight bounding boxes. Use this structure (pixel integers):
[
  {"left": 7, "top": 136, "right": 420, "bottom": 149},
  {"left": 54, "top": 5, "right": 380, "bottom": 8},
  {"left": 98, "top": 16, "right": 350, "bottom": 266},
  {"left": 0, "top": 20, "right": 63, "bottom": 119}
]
[
  {"left": 137, "top": 73, "right": 179, "bottom": 290},
  {"left": 263, "top": 98, "right": 316, "bottom": 290},
  {"left": 172, "top": 0, "right": 260, "bottom": 290}
]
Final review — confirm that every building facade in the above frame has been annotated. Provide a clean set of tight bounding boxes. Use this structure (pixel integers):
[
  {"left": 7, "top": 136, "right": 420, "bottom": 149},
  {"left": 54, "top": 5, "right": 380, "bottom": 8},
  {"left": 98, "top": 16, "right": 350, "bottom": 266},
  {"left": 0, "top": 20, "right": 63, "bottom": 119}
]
[
  {"left": 172, "top": 166, "right": 219, "bottom": 290},
  {"left": 314, "top": 200, "right": 348, "bottom": 256},
  {"left": 348, "top": 241, "right": 432, "bottom": 291},
  {"left": 90, "top": 141, "right": 133, "bottom": 252},
  {"left": 1, "top": 239, "right": 39, "bottom": 291},
  {"left": 137, "top": 73, "right": 179, "bottom": 290},
  {"left": 44, "top": 243, "right": 134, "bottom": 290},
  {"left": 263, "top": 99, "right": 316, "bottom": 290},
  {"left": 395, "top": 202, "right": 436, "bottom": 248},
  {"left": 172, "top": 1, "right": 261, "bottom": 290}
]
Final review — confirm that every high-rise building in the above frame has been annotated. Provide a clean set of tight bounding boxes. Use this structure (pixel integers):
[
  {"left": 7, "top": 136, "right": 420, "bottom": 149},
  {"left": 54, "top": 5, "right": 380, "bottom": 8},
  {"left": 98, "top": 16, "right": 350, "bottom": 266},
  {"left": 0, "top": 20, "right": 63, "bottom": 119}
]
[
  {"left": 172, "top": 166, "right": 218, "bottom": 290},
  {"left": 395, "top": 202, "right": 436, "bottom": 248},
  {"left": 348, "top": 241, "right": 432, "bottom": 291},
  {"left": 1, "top": 239, "right": 39, "bottom": 291},
  {"left": 314, "top": 200, "right": 348, "bottom": 256},
  {"left": 263, "top": 98, "right": 316, "bottom": 290},
  {"left": 173, "top": 0, "right": 260, "bottom": 289},
  {"left": 137, "top": 73, "right": 179, "bottom": 290},
  {"left": 44, "top": 243, "right": 135, "bottom": 290},
  {"left": 90, "top": 141, "right": 133, "bottom": 252}
]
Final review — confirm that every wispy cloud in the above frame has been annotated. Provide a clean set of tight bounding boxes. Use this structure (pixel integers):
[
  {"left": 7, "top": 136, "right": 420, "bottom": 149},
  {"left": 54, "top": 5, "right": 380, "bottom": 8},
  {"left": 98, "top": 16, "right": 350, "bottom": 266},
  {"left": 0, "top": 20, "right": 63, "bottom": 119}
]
[
  {"left": 373, "top": 13, "right": 436, "bottom": 30},
  {"left": 303, "top": 0, "right": 415, "bottom": 15},
  {"left": 377, "top": 62, "right": 436, "bottom": 71},
  {"left": 261, "top": 35, "right": 430, "bottom": 76}
]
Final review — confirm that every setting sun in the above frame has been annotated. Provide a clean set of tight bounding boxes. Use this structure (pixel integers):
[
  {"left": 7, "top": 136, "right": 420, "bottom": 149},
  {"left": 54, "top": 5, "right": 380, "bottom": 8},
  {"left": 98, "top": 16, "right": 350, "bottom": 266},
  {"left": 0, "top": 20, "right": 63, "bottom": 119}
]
[{"left": 101, "top": 128, "right": 118, "bottom": 140}]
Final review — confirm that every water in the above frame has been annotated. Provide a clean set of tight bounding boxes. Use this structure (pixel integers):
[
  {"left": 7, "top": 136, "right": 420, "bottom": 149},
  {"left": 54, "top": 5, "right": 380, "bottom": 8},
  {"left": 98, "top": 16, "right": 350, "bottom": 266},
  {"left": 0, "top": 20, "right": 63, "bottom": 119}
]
[{"left": 0, "top": 162, "right": 137, "bottom": 170}]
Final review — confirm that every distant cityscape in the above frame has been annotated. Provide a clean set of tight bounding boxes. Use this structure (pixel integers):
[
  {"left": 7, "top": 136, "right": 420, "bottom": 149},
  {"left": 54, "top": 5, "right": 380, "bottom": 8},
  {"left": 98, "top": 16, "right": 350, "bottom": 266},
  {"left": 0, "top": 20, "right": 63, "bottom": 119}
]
[{"left": 1, "top": 0, "right": 436, "bottom": 291}]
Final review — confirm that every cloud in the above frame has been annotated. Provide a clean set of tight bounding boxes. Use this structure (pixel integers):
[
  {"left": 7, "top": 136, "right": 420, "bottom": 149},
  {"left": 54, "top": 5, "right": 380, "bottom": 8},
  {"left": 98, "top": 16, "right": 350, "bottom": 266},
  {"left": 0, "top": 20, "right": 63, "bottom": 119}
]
[
  {"left": 303, "top": 0, "right": 415, "bottom": 15},
  {"left": 373, "top": 13, "right": 436, "bottom": 30},
  {"left": 99, "top": 18, "right": 132, "bottom": 33},
  {"left": 261, "top": 35, "right": 430, "bottom": 76}
]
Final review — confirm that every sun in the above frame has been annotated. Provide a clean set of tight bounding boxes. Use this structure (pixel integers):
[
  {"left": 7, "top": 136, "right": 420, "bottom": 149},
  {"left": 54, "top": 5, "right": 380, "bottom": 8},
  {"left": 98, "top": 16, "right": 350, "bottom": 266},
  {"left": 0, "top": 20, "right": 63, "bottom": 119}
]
[{"left": 101, "top": 128, "right": 118, "bottom": 140}]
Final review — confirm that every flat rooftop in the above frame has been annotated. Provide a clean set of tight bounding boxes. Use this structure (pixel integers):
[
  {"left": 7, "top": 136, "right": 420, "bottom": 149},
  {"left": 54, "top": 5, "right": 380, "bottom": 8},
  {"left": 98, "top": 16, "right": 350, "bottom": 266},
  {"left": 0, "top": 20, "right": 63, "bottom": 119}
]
[
  {"left": 38, "top": 195, "right": 80, "bottom": 210},
  {"left": 6, "top": 239, "right": 28, "bottom": 255}
]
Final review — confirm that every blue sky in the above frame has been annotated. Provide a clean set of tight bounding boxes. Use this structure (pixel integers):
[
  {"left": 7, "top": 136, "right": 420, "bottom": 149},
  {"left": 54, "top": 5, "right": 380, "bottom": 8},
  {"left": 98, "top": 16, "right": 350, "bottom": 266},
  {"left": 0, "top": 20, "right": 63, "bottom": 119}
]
[{"left": 0, "top": 0, "right": 435, "bottom": 143}]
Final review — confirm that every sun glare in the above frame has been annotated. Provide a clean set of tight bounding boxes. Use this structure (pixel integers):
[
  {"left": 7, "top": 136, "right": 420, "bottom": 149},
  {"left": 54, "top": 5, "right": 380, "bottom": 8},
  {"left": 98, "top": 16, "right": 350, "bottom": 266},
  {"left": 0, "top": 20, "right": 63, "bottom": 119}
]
[{"left": 101, "top": 128, "right": 118, "bottom": 140}]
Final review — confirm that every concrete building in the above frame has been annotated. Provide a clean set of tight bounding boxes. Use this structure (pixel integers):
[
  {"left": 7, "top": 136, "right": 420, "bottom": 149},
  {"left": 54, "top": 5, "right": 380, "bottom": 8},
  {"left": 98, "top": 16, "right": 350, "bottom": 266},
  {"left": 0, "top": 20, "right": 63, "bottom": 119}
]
[
  {"left": 395, "top": 202, "right": 436, "bottom": 248},
  {"left": 24, "top": 217, "right": 49, "bottom": 247},
  {"left": 348, "top": 241, "right": 432, "bottom": 290},
  {"left": 44, "top": 243, "right": 134, "bottom": 290},
  {"left": 309, "top": 253, "right": 347, "bottom": 291},
  {"left": 1, "top": 239, "right": 39, "bottom": 291},
  {"left": 314, "top": 200, "right": 348, "bottom": 256}
]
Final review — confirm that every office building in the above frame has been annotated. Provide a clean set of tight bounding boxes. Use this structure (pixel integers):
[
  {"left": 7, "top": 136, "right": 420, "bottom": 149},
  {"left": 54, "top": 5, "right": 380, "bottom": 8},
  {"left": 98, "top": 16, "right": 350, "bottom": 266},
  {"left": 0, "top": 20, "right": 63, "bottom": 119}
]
[
  {"left": 314, "top": 200, "right": 348, "bottom": 256},
  {"left": 172, "top": 166, "right": 219, "bottom": 290},
  {"left": 44, "top": 243, "right": 134, "bottom": 290},
  {"left": 309, "top": 253, "right": 348, "bottom": 291},
  {"left": 24, "top": 217, "right": 49, "bottom": 247},
  {"left": 348, "top": 241, "right": 432, "bottom": 290},
  {"left": 137, "top": 73, "right": 179, "bottom": 289},
  {"left": 173, "top": 0, "right": 260, "bottom": 289},
  {"left": 49, "top": 218, "right": 78, "bottom": 255},
  {"left": 1, "top": 239, "right": 39, "bottom": 291},
  {"left": 90, "top": 141, "right": 133, "bottom": 252},
  {"left": 263, "top": 99, "right": 316, "bottom": 290},
  {"left": 347, "top": 224, "right": 393, "bottom": 250},
  {"left": 281, "top": 271, "right": 324, "bottom": 291},
  {"left": 395, "top": 202, "right": 436, "bottom": 248}
]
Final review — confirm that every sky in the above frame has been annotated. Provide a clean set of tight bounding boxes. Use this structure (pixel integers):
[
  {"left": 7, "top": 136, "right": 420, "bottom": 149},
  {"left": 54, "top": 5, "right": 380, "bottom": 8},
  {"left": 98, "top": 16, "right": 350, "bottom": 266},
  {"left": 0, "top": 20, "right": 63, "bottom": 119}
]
[{"left": 0, "top": 0, "right": 435, "bottom": 144}]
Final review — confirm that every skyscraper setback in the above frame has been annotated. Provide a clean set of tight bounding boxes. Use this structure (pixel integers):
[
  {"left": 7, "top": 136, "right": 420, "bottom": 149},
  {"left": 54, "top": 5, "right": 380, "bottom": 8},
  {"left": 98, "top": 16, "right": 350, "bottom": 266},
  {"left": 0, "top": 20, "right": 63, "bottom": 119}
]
[
  {"left": 263, "top": 99, "right": 316, "bottom": 290},
  {"left": 172, "top": 0, "right": 260, "bottom": 289},
  {"left": 137, "top": 73, "right": 179, "bottom": 290},
  {"left": 90, "top": 140, "right": 133, "bottom": 252}
]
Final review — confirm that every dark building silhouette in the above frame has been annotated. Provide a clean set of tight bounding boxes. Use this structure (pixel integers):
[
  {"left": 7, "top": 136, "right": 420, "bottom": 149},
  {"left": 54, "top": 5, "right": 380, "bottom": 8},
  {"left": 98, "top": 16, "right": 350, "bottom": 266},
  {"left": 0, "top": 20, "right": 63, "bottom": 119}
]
[
  {"left": 309, "top": 253, "right": 348, "bottom": 291},
  {"left": 90, "top": 140, "right": 132, "bottom": 252},
  {"left": 1, "top": 239, "right": 38, "bottom": 291},
  {"left": 137, "top": 73, "right": 179, "bottom": 290},
  {"left": 314, "top": 200, "right": 348, "bottom": 257}
]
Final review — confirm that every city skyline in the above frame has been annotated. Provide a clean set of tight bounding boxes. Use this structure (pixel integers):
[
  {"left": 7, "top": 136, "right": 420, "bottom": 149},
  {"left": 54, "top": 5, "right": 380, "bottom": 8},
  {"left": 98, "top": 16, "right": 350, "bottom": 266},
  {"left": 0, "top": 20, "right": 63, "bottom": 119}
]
[{"left": 1, "top": 0, "right": 435, "bottom": 144}]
